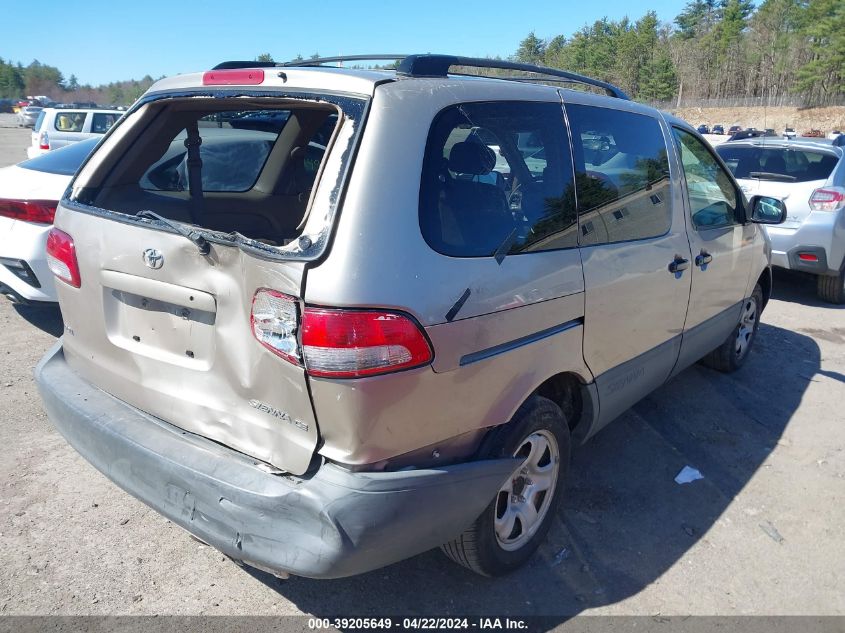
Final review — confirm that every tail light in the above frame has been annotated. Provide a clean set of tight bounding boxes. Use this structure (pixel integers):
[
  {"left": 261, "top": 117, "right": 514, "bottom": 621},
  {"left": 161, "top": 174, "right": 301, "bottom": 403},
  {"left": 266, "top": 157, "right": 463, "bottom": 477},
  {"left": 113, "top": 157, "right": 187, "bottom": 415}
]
[
  {"left": 0, "top": 199, "right": 57, "bottom": 224},
  {"left": 38, "top": 130, "right": 49, "bottom": 150},
  {"left": 46, "top": 228, "right": 81, "bottom": 288},
  {"left": 301, "top": 309, "right": 433, "bottom": 377},
  {"left": 251, "top": 290, "right": 301, "bottom": 364},
  {"left": 809, "top": 187, "right": 845, "bottom": 211},
  {"left": 250, "top": 289, "right": 433, "bottom": 378}
]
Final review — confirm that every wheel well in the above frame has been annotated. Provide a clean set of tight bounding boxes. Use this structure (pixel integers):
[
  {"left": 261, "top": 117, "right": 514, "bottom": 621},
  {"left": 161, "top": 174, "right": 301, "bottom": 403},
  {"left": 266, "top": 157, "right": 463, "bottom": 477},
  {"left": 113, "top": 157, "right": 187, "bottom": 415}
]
[
  {"left": 534, "top": 372, "right": 584, "bottom": 431},
  {"left": 757, "top": 267, "right": 772, "bottom": 309}
]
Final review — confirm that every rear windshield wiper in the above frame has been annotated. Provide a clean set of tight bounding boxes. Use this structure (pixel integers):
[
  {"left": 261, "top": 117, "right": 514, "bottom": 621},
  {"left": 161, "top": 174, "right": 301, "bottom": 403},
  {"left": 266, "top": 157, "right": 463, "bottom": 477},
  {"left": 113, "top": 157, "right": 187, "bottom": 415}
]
[
  {"left": 748, "top": 171, "right": 797, "bottom": 182},
  {"left": 135, "top": 210, "right": 211, "bottom": 255}
]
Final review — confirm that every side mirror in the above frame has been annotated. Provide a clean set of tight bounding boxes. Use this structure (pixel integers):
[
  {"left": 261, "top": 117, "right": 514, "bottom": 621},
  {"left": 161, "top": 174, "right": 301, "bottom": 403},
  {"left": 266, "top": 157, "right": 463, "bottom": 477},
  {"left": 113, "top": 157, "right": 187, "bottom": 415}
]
[{"left": 750, "top": 195, "right": 787, "bottom": 224}]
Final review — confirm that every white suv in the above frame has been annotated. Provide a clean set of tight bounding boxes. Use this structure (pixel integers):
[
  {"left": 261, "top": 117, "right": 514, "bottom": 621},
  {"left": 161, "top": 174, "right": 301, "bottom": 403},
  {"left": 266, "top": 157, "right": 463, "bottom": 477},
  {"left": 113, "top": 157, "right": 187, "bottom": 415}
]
[{"left": 28, "top": 108, "right": 124, "bottom": 159}]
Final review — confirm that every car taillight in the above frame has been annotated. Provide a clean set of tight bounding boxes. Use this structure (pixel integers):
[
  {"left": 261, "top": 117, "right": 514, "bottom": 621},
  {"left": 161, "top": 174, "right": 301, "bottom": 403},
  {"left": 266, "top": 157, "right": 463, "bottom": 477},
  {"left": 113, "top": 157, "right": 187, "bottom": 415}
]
[
  {"left": 809, "top": 187, "right": 845, "bottom": 211},
  {"left": 249, "top": 290, "right": 434, "bottom": 378},
  {"left": 39, "top": 131, "right": 49, "bottom": 150},
  {"left": 0, "top": 199, "right": 57, "bottom": 224},
  {"left": 251, "top": 289, "right": 301, "bottom": 364},
  {"left": 301, "top": 308, "right": 433, "bottom": 378},
  {"left": 202, "top": 69, "right": 265, "bottom": 85},
  {"left": 46, "top": 228, "right": 81, "bottom": 288}
]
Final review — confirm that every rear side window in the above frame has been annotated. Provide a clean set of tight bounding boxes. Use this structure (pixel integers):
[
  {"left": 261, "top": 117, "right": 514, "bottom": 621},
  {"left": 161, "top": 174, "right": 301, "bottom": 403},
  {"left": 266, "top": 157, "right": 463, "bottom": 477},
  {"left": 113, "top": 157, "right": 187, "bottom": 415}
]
[
  {"left": 565, "top": 104, "right": 671, "bottom": 246},
  {"left": 91, "top": 113, "right": 120, "bottom": 134},
  {"left": 55, "top": 111, "right": 86, "bottom": 133},
  {"left": 716, "top": 145, "right": 838, "bottom": 183},
  {"left": 34, "top": 111, "right": 46, "bottom": 132},
  {"left": 420, "top": 101, "right": 577, "bottom": 257}
]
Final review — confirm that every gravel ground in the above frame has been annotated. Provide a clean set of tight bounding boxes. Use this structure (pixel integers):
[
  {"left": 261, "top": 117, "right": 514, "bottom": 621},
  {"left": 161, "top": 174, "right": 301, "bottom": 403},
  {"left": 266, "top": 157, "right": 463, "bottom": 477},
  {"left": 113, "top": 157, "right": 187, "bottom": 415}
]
[{"left": 0, "top": 116, "right": 843, "bottom": 619}]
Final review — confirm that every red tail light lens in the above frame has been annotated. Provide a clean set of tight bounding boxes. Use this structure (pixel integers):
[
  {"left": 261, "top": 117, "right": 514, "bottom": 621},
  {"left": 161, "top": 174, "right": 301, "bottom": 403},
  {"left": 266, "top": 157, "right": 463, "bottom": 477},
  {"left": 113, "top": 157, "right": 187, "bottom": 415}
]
[
  {"left": 46, "top": 228, "right": 81, "bottom": 288},
  {"left": 39, "top": 131, "right": 49, "bottom": 150},
  {"left": 301, "top": 309, "right": 433, "bottom": 378},
  {"left": 809, "top": 187, "right": 845, "bottom": 211},
  {"left": 0, "top": 199, "right": 57, "bottom": 224},
  {"left": 202, "top": 69, "right": 265, "bottom": 85}
]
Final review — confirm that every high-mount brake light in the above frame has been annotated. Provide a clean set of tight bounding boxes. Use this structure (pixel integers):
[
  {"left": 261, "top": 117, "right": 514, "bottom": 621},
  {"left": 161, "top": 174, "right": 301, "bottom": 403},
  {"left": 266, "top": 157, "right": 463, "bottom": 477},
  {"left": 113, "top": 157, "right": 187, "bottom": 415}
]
[
  {"left": 0, "top": 199, "right": 57, "bottom": 224},
  {"left": 46, "top": 228, "right": 81, "bottom": 288},
  {"left": 202, "top": 69, "right": 265, "bottom": 85}
]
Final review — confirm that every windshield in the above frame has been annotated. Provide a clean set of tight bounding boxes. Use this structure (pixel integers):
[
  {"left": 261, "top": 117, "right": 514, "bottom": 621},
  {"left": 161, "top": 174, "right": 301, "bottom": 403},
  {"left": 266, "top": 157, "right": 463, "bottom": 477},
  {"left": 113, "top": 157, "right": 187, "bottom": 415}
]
[
  {"left": 717, "top": 145, "right": 838, "bottom": 183},
  {"left": 18, "top": 137, "right": 99, "bottom": 176}
]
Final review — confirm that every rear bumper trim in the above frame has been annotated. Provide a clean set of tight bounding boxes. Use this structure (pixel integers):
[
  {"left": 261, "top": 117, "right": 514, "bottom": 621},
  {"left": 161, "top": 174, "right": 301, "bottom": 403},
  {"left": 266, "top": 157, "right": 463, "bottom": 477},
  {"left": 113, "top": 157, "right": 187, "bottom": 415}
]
[{"left": 35, "top": 342, "right": 517, "bottom": 578}]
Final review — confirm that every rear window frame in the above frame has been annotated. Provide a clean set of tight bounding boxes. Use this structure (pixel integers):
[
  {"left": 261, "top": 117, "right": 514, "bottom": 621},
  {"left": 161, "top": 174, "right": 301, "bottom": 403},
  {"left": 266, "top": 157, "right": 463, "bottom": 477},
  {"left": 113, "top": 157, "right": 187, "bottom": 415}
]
[{"left": 61, "top": 88, "right": 371, "bottom": 264}]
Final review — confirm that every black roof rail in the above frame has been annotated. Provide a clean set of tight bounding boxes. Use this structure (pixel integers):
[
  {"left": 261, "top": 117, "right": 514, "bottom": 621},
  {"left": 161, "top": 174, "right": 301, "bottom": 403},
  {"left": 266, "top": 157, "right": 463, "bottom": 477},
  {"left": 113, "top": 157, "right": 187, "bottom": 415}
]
[
  {"left": 212, "top": 61, "right": 280, "bottom": 70},
  {"left": 279, "top": 54, "right": 408, "bottom": 67},
  {"left": 212, "top": 54, "right": 629, "bottom": 99},
  {"left": 396, "top": 54, "right": 629, "bottom": 100}
]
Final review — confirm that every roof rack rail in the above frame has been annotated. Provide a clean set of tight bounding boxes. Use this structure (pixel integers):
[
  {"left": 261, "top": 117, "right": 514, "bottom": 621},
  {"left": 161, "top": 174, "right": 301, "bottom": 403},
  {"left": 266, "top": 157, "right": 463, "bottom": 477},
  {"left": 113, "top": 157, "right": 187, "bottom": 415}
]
[
  {"left": 212, "top": 54, "right": 629, "bottom": 99},
  {"left": 397, "top": 55, "right": 629, "bottom": 100},
  {"left": 212, "top": 61, "right": 280, "bottom": 70},
  {"left": 279, "top": 54, "right": 408, "bottom": 67}
]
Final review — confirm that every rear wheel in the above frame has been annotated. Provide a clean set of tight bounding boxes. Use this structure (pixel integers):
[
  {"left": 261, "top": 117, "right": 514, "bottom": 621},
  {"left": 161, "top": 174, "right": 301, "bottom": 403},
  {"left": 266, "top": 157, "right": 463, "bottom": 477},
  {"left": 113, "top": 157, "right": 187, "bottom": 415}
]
[
  {"left": 816, "top": 269, "right": 845, "bottom": 304},
  {"left": 700, "top": 284, "right": 763, "bottom": 373},
  {"left": 440, "top": 396, "right": 570, "bottom": 576}
]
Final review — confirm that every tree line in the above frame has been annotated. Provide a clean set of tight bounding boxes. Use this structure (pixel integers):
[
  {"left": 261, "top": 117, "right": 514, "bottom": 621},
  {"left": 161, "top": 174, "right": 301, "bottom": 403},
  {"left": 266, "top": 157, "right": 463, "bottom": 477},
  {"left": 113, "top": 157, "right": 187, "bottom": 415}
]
[
  {"left": 514, "top": 0, "right": 843, "bottom": 106},
  {"left": 0, "top": 58, "right": 157, "bottom": 106}
]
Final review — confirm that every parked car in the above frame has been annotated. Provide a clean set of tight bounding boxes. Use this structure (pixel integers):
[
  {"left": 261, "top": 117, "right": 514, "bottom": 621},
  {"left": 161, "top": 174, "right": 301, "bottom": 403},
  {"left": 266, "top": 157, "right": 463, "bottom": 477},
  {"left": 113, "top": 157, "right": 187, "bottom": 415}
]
[
  {"left": 0, "top": 138, "right": 99, "bottom": 304},
  {"left": 697, "top": 124, "right": 710, "bottom": 134},
  {"left": 35, "top": 54, "right": 785, "bottom": 580},
  {"left": 717, "top": 139, "right": 845, "bottom": 303},
  {"left": 784, "top": 127, "right": 797, "bottom": 140},
  {"left": 16, "top": 106, "right": 43, "bottom": 127},
  {"left": 803, "top": 129, "right": 824, "bottom": 138},
  {"left": 0, "top": 99, "right": 14, "bottom": 113},
  {"left": 729, "top": 129, "right": 766, "bottom": 141},
  {"left": 27, "top": 107, "right": 123, "bottom": 158},
  {"left": 728, "top": 125, "right": 742, "bottom": 135},
  {"left": 712, "top": 124, "right": 725, "bottom": 135},
  {"left": 828, "top": 130, "right": 843, "bottom": 141}
]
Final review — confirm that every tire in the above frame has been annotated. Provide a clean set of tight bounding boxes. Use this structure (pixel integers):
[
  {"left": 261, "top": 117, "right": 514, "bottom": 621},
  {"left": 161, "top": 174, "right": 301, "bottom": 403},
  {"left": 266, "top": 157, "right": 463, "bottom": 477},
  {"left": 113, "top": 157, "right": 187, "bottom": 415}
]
[
  {"left": 700, "top": 283, "right": 764, "bottom": 373},
  {"left": 440, "top": 396, "right": 571, "bottom": 576},
  {"left": 817, "top": 269, "right": 845, "bottom": 304}
]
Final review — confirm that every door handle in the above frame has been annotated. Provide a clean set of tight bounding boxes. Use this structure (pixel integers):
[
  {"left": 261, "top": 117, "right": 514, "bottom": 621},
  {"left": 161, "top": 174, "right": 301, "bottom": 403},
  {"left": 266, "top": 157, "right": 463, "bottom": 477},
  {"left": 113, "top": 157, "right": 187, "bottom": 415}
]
[
  {"left": 668, "top": 256, "right": 690, "bottom": 274},
  {"left": 695, "top": 250, "right": 713, "bottom": 267}
]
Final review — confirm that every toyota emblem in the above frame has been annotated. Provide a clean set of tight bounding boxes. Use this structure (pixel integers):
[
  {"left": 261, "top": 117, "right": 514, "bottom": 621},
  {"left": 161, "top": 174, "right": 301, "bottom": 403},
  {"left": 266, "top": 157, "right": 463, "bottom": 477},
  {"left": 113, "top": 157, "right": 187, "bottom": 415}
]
[{"left": 142, "top": 248, "right": 164, "bottom": 269}]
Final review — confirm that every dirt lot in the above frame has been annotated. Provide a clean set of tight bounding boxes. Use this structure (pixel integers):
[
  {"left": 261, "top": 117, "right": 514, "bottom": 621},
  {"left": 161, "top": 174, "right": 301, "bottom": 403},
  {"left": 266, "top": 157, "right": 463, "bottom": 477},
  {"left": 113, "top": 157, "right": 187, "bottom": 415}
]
[
  {"left": 0, "top": 118, "right": 843, "bottom": 620},
  {"left": 672, "top": 105, "right": 845, "bottom": 135}
]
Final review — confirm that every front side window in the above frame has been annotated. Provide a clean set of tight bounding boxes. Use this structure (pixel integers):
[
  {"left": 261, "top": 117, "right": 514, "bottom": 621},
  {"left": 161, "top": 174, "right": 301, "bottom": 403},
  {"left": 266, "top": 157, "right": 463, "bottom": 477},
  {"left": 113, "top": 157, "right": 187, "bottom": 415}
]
[
  {"left": 54, "top": 111, "right": 86, "bottom": 133},
  {"left": 674, "top": 128, "right": 738, "bottom": 229},
  {"left": 566, "top": 104, "right": 672, "bottom": 246},
  {"left": 419, "top": 101, "right": 577, "bottom": 257}
]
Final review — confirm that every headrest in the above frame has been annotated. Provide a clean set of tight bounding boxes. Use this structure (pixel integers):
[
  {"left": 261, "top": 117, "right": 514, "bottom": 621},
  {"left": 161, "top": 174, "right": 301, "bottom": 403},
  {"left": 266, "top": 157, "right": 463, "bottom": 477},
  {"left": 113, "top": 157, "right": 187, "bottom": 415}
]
[{"left": 449, "top": 141, "right": 496, "bottom": 175}]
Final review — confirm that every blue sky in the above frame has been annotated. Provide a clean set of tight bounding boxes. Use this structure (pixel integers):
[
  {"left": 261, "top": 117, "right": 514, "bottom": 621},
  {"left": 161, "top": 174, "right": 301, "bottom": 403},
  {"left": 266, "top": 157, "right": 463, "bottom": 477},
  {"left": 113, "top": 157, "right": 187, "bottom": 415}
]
[{"left": 4, "top": 0, "right": 688, "bottom": 86}]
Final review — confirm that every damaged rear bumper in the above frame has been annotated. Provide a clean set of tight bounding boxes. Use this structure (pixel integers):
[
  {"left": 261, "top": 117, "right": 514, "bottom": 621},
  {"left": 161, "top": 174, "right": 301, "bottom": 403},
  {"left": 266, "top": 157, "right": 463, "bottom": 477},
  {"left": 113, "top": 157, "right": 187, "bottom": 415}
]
[{"left": 35, "top": 342, "right": 517, "bottom": 579}]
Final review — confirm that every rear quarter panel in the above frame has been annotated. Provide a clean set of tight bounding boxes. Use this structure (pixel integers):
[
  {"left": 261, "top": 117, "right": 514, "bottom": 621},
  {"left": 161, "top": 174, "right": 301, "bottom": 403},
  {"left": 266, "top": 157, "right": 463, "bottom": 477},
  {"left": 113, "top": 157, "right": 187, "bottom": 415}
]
[{"left": 305, "top": 80, "right": 591, "bottom": 465}]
